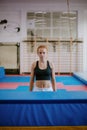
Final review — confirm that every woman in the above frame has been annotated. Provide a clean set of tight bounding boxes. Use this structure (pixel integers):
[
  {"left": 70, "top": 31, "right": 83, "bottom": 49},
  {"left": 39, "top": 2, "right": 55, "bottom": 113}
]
[{"left": 29, "top": 45, "right": 56, "bottom": 91}]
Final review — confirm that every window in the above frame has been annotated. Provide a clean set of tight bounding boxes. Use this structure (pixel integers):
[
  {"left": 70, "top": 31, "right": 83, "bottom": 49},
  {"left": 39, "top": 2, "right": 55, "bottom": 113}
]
[{"left": 27, "top": 11, "right": 77, "bottom": 40}]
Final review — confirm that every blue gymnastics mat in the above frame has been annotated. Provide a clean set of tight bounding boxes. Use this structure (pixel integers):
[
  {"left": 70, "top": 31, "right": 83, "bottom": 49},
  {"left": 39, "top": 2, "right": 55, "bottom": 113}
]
[
  {"left": 0, "top": 75, "right": 86, "bottom": 85},
  {"left": 0, "top": 89, "right": 87, "bottom": 103},
  {"left": 0, "top": 89, "right": 87, "bottom": 126},
  {"left": 0, "top": 75, "right": 30, "bottom": 82}
]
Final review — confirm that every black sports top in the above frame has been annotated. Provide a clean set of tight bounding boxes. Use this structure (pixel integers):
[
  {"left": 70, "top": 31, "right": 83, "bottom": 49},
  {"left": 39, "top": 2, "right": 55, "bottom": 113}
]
[{"left": 34, "top": 61, "right": 52, "bottom": 80}]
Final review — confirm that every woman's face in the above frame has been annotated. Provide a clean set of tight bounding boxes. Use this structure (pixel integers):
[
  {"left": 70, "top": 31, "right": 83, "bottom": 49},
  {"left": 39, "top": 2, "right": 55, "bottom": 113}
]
[{"left": 37, "top": 48, "right": 48, "bottom": 59}]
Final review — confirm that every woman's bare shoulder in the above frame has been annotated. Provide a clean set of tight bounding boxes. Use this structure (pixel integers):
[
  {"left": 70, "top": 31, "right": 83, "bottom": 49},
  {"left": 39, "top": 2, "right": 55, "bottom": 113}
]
[
  {"left": 48, "top": 60, "right": 54, "bottom": 69},
  {"left": 31, "top": 61, "right": 37, "bottom": 69}
]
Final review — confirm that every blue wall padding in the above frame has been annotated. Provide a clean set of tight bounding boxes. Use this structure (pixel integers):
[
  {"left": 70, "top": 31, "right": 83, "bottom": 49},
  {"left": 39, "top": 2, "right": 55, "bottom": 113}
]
[{"left": 0, "top": 67, "right": 5, "bottom": 78}]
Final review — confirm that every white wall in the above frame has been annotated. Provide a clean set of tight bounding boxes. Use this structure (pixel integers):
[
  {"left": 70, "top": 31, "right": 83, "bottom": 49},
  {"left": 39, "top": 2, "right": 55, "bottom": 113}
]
[
  {"left": 83, "top": 10, "right": 87, "bottom": 72},
  {"left": 0, "top": 0, "right": 87, "bottom": 73}
]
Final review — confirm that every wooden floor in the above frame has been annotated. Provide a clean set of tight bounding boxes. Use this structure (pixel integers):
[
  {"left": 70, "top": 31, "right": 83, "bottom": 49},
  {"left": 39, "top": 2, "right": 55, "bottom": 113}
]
[{"left": 0, "top": 126, "right": 87, "bottom": 130}]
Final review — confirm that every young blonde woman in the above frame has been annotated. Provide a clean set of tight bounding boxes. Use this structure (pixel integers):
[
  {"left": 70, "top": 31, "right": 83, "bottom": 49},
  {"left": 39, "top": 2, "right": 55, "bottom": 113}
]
[{"left": 30, "top": 45, "right": 56, "bottom": 91}]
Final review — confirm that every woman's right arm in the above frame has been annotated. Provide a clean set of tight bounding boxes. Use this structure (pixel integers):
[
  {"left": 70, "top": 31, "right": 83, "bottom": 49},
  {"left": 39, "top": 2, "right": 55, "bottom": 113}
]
[{"left": 29, "top": 62, "right": 35, "bottom": 91}]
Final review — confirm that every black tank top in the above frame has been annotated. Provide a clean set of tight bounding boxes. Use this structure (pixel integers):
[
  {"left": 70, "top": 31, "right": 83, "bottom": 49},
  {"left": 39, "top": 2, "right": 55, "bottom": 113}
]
[{"left": 34, "top": 61, "right": 52, "bottom": 80}]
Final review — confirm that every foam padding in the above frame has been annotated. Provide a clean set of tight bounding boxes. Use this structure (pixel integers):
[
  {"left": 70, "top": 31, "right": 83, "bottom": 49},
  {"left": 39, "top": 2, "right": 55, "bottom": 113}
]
[
  {"left": 0, "top": 76, "right": 30, "bottom": 82},
  {"left": 0, "top": 67, "right": 5, "bottom": 78},
  {"left": 16, "top": 86, "right": 29, "bottom": 91}
]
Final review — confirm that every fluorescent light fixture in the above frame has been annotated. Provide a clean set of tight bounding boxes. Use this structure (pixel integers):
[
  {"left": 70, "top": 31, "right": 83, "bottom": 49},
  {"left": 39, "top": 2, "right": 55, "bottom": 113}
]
[
  {"left": 35, "top": 11, "right": 47, "bottom": 14},
  {"left": 62, "top": 11, "right": 76, "bottom": 15},
  {"left": 35, "top": 19, "right": 45, "bottom": 22}
]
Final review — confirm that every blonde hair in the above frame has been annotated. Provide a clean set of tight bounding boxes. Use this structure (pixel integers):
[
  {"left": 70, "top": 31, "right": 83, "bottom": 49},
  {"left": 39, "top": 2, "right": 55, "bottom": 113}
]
[{"left": 37, "top": 45, "right": 48, "bottom": 53}]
